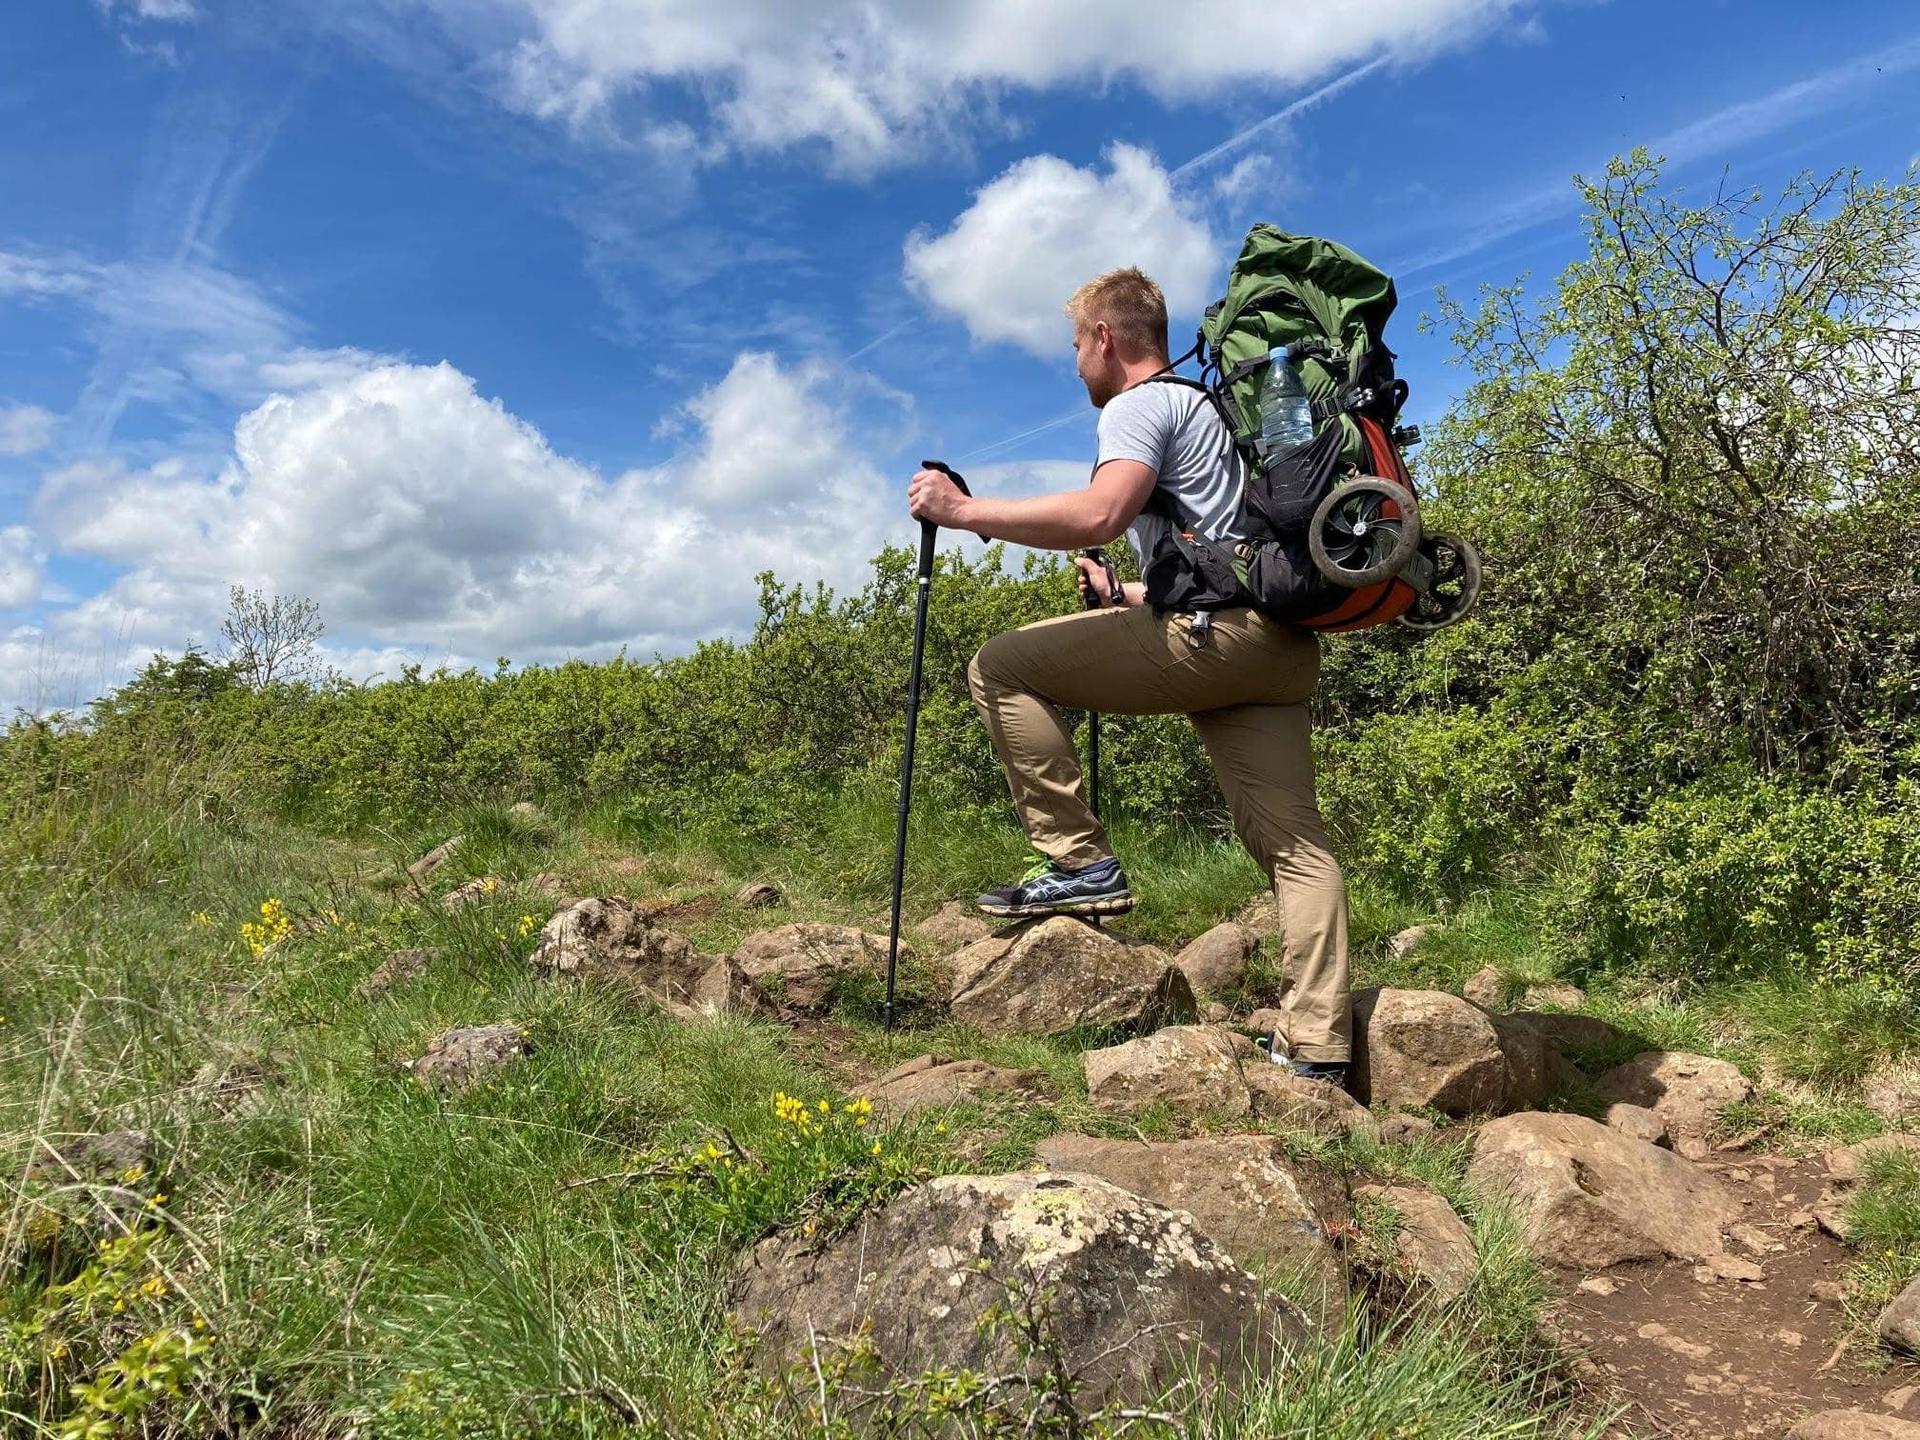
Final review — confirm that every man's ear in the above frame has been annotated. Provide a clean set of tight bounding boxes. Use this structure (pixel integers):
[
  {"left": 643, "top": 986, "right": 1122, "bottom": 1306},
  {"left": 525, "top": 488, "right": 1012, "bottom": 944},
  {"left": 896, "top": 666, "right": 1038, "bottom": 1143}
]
[{"left": 1094, "top": 320, "right": 1115, "bottom": 356}]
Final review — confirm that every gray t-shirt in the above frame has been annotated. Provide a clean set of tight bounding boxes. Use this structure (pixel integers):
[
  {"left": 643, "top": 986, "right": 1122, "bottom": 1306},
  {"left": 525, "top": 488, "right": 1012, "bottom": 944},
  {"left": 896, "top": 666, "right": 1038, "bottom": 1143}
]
[{"left": 1095, "top": 380, "right": 1243, "bottom": 571}]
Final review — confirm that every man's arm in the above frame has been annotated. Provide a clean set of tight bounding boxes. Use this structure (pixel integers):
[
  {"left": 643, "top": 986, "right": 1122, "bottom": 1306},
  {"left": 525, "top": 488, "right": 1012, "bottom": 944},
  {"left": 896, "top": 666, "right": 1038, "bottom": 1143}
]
[{"left": 907, "top": 459, "right": 1157, "bottom": 550}]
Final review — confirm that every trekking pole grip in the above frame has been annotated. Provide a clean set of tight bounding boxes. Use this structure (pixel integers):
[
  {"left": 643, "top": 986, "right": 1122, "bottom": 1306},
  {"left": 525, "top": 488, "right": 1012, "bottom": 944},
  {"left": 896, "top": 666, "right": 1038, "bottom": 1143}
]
[{"left": 917, "top": 459, "right": 971, "bottom": 571}]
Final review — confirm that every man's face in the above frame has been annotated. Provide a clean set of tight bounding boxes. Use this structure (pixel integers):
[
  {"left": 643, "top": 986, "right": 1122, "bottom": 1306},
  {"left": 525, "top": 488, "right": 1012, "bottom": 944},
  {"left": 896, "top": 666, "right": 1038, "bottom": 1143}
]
[{"left": 1073, "top": 320, "right": 1118, "bottom": 408}]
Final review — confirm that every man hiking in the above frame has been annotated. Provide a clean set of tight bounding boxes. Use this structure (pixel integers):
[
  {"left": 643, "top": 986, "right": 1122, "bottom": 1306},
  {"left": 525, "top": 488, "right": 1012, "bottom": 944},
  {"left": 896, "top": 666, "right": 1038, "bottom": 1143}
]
[{"left": 905, "top": 266, "right": 1351, "bottom": 1083}]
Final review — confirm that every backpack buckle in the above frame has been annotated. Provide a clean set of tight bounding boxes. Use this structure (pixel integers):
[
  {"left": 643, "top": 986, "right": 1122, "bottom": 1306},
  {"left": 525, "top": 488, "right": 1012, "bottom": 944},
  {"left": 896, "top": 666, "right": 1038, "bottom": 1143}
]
[{"left": 1187, "top": 611, "right": 1214, "bottom": 650}]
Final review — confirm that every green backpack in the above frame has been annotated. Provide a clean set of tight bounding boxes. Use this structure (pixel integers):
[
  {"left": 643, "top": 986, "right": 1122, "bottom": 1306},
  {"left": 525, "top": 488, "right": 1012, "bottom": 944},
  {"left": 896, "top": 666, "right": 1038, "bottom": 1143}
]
[{"left": 1141, "top": 224, "right": 1477, "bottom": 633}]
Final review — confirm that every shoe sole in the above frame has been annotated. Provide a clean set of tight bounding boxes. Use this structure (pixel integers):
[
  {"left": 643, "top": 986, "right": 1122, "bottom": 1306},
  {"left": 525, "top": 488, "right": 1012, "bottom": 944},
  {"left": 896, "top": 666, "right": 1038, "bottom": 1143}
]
[{"left": 976, "top": 893, "right": 1137, "bottom": 919}]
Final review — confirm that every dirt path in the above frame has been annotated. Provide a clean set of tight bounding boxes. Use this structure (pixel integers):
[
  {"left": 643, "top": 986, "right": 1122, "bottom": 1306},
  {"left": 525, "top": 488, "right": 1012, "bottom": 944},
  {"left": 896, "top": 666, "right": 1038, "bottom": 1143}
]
[{"left": 1550, "top": 1153, "right": 1919, "bottom": 1437}]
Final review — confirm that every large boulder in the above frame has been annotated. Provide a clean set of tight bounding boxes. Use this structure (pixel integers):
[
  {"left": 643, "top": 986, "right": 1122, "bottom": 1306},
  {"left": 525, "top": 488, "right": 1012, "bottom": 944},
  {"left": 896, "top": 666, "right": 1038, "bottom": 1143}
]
[
  {"left": 1243, "top": 1065, "right": 1377, "bottom": 1137},
  {"left": 866, "top": 1055, "right": 1047, "bottom": 1119},
  {"left": 1467, "top": 1112, "right": 1740, "bottom": 1269},
  {"left": 732, "top": 923, "right": 889, "bottom": 1016},
  {"left": 1034, "top": 1133, "right": 1347, "bottom": 1310},
  {"left": 1489, "top": 1013, "right": 1578, "bottom": 1111},
  {"left": 411, "top": 1023, "right": 528, "bottom": 1092},
  {"left": 1082, "top": 1025, "right": 1254, "bottom": 1118},
  {"left": 1354, "top": 1183, "right": 1477, "bottom": 1302},
  {"left": 1353, "top": 988, "right": 1507, "bottom": 1116},
  {"left": 948, "top": 917, "right": 1194, "bottom": 1038},
  {"left": 1592, "top": 1051, "right": 1754, "bottom": 1160},
  {"left": 531, "top": 897, "right": 754, "bottom": 1015},
  {"left": 729, "top": 1172, "right": 1309, "bottom": 1408},
  {"left": 1173, "top": 922, "right": 1256, "bottom": 994},
  {"left": 1879, "top": 1275, "right": 1920, "bottom": 1355}
]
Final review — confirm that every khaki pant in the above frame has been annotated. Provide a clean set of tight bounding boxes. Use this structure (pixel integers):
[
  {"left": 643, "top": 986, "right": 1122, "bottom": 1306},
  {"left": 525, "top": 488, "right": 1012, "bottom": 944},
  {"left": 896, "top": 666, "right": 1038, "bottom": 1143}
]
[{"left": 967, "top": 604, "right": 1351, "bottom": 1063}]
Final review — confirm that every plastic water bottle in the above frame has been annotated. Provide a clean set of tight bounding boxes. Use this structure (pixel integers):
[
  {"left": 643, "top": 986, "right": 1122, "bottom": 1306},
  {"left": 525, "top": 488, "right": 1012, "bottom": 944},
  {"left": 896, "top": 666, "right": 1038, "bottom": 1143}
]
[{"left": 1257, "top": 347, "right": 1314, "bottom": 452}]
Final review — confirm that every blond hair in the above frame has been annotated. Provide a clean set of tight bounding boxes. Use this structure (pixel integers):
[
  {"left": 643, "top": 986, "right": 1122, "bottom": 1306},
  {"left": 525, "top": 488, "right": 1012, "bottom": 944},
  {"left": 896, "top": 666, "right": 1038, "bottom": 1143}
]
[{"left": 1064, "top": 267, "right": 1169, "bottom": 358}]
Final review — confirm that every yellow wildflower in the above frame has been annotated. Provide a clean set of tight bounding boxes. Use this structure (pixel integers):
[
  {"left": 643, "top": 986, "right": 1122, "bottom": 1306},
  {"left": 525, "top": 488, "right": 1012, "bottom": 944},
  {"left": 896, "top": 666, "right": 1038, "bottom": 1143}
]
[
  {"left": 870, "top": 1142, "right": 882, "bottom": 1156},
  {"left": 190, "top": 911, "right": 213, "bottom": 926}
]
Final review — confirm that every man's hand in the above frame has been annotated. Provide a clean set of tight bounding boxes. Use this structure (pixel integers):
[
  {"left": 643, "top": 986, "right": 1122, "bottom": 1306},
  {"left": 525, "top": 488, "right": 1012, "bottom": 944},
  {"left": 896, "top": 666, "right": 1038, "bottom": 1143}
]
[
  {"left": 908, "top": 466, "right": 972, "bottom": 529},
  {"left": 1075, "top": 554, "right": 1117, "bottom": 607}
]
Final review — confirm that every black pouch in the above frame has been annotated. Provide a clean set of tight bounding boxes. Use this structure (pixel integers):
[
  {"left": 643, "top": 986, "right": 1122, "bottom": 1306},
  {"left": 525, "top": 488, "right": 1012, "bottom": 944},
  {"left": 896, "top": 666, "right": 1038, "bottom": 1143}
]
[
  {"left": 1142, "top": 527, "right": 1244, "bottom": 613},
  {"left": 1243, "top": 418, "right": 1346, "bottom": 540}
]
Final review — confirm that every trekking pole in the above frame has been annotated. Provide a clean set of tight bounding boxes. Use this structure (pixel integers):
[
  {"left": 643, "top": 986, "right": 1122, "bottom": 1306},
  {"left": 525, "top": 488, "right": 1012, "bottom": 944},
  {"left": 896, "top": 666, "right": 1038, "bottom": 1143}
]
[
  {"left": 885, "top": 460, "right": 971, "bottom": 1031},
  {"left": 1079, "top": 548, "right": 1120, "bottom": 819}
]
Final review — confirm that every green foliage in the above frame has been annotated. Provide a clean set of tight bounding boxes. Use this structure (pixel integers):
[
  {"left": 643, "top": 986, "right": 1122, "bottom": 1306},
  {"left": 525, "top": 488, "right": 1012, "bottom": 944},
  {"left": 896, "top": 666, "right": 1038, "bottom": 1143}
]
[{"left": 4, "top": 153, "right": 1917, "bottom": 1009}]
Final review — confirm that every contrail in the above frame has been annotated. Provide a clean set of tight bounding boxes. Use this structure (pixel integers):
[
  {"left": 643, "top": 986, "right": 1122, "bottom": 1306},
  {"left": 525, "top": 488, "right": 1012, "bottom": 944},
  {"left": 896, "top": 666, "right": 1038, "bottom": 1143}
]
[{"left": 1172, "top": 56, "right": 1388, "bottom": 179}]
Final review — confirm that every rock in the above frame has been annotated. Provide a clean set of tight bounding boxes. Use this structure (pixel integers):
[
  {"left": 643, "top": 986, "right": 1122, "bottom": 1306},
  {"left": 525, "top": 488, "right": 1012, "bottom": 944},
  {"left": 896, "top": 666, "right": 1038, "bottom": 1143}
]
[
  {"left": 1242, "top": 1007, "right": 1287, "bottom": 1038},
  {"left": 1880, "top": 1276, "right": 1920, "bottom": 1354},
  {"left": 411, "top": 1023, "right": 528, "bottom": 1092},
  {"left": 1509, "top": 1010, "right": 1619, "bottom": 1053},
  {"left": 948, "top": 917, "right": 1195, "bottom": 1038},
  {"left": 190, "top": 1051, "right": 278, "bottom": 1113},
  {"left": 1462, "top": 965, "right": 1505, "bottom": 1010},
  {"left": 1489, "top": 1012, "right": 1577, "bottom": 1111},
  {"left": 1035, "top": 1133, "right": 1347, "bottom": 1309},
  {"left": 1353, "top": 988, "right": 1507, "bottom": 1116},
  {"left": 734, "top": 881, "right": 782, "bottom": 909},
  {"left": 359, "top": 947, "right": 431, "bottom": 997},
  {"left": 1592, "top": 1051, "right": 1754, "bottom": 1160},
  {"left": 1377, "top": 1112, "right": 1438, "bottom": 1144},
  {"left": 914, "top": 900, "right": 990, "bottom": 950},
  {"left": 26, "top": 1130, "right": 154, "bottom": 1184},
  {"left": 1083, "top": 1025, "right": 1252, "bottom": 1118},
  {"left": 732, "top": 923, "right": 887, "bottom": 1015},
  {"left": 1468, "top": 1112, "right": 1739, "bottom": 1269},
  {"left": 1691, "top": 1252, "right": 1765, "bottom": 1283},
  {"left": 1809, "top": 1279, "right": 1846, "bottom": 1306},
  {"left": 1785, "top": 1411, "right": 1920, "bottom": 1440},
  {"left": 1862, "top": 1068, "right": 1920, "bottom": 1127},
  {"left": 407, "top": 835, "right": 462, "bottom": 882},
  {"left": 729, "top": 1172, "right": 1308, "bottom": 1408},
  {"left": 526, "top": 872, "right": 572, "bottom": 898},
  {"left": 507, "top": 800, "right": 542, "bottom": 822},
  {"left": 1825, "top": 1133, "right": 1920, "bottom": 1185},
  {"left": 1521, "top": 981, "right": 1586, "bottom": 1009},
  {"left": 532, "top": 896, "right": 755, "bottom": 1015},
  {"left": 1174, "top": 922, "right": 1256, "bottom": 994},
  {"left": 1387, "top": 925, "right": 1435, "bottom": 963},
  {"left": 1355, "top": 1183, "right": 1476, "bottom": 1302},
  {"left": 1235, "top": 893, "right": 1282, "bottom": 937},
  {"left": 1243, "top": 1065, "right": 1377, "bottom": 1137},
  {"left": 867, "top": 1055, "right": 1046, "bottom": 1118},
  {"left": 1202, "top": 1000, "right": 1230, "bottom": 1024},
  {"left": 1602, "top": 1102, "right": 1668, "bottom": 1148},
  {"left": 442, "top": 876, "right": 500, "bottom": 910}
]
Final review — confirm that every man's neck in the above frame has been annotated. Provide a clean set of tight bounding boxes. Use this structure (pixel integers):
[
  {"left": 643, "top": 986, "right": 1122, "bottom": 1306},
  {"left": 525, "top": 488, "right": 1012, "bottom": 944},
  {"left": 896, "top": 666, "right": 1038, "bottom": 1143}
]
[{"left": 1117, "top": 354, "right": 1171, "bottom": 392}]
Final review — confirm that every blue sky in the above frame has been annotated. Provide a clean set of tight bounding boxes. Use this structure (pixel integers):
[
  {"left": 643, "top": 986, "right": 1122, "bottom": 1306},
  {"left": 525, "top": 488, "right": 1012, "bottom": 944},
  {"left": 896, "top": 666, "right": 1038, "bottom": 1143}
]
[{"left": 2, "top": 0, "right": 1917, "bottom": 713}]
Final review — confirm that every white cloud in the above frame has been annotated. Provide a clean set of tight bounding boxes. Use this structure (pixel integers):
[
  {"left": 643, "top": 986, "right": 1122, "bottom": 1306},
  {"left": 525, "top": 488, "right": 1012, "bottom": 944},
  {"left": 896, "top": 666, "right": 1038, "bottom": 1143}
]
[
  {"left": 0, "top": 404, "right": 57, "bottom": 456},
  {"left": 0, "top": 245, "right": 394, "bottom": 446},
  {"left": 95, "top": 0, "right": 199, "bottom": 21},
  {"left": 23, "top": 354, "right": 906, "bottom": 713},
  {"left": 904, "top": 144, "right": 1219, "bottom": 357},
  {"left": 0, "top": 527, "right": 43, "bottom": 609},
  {"left": 405, "top": 0, "right": 1533, "bottom": 172}
]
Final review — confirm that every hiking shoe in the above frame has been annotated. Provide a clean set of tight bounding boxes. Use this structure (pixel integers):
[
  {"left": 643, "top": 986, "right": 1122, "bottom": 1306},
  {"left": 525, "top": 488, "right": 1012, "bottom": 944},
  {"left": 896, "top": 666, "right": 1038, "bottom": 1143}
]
[
  {"left": 1256, "top": 1030, "right": 1349, "bottom": 1089},
  {"left": 976, "top": 855, "right": 1135, "bottom": 918}
]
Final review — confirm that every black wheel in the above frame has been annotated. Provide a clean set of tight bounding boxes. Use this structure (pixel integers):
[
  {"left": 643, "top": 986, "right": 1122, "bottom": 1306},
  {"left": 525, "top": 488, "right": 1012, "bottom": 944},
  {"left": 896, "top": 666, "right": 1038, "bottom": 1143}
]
[
  {"left": 1396, "top": 532, "right": 1481, "bottom": 631},
  {"left": 1308, "top": 477, "right": 1421, "bottom": 588}
]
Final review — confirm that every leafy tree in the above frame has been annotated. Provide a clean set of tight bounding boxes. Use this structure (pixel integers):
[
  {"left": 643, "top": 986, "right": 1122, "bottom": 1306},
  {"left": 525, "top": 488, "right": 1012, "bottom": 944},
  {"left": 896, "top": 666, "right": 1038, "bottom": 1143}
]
[
  {"left": 1421, "top": 151, "right": 1920, "bottom": 784},
  {"left": 218, "top": 586, "right": 327, "bottom": 689}
]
